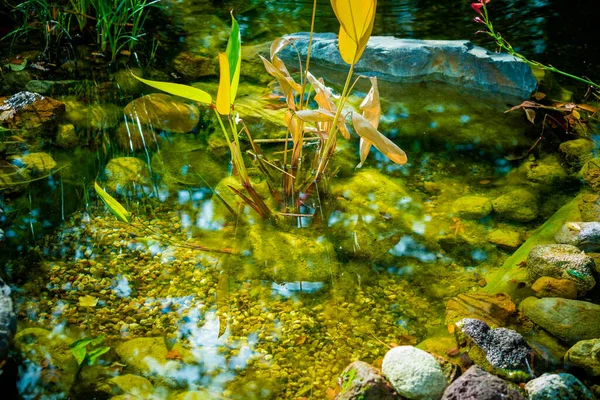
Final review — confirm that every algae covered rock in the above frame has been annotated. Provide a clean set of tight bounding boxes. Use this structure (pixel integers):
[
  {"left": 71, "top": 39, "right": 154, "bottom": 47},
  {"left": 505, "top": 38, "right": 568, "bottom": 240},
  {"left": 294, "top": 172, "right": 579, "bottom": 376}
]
[
  {"left": 451, "top": 196, "right": 492, "bottom": 219},
  {"left": 65, "top": 100, "right": 122, "bottom": 129},
  {"left": 0, "top": 160, "right": 31, "bottom": 194},
  {"left": 382, "top": 346, "right": 447, "bottom": 400},
  {"left": 115, "top": 121, "right": 158, "bottom": 152},
  {"left": 115, "top": 337, "right": 195, "bottom": 381},
  {"left": 487, "top": 228, "right": 522, "bottom": 250},
  {"left": 173, "top": 52, "right": 216, "bottom": 79},
  {"left": 104, "top": 157, "right": 151, "bottom": 192},
  {"left": 554, "top": 222, "right": 600, "bottom": 252},
  {"left": 582, "top": 158, "right": 600, "bottom": 192},
  {"left": 13, "top": 327, "right": 79, "bottom": 397},
  {"left": 492, "top": 189, "right": 538, "bottom": 222},
  {"left": 13, "top": 152, "right": 57, "bottom": 174},
  {"left": 336, "top": 360, "right": 397, "bottom": 400},
  {"left": 526, "top": 244, "right": 595, "bottom": 296},
  {"left": 519, "top": 297, "right": 600, "bottom": 344},
  {"left": 559, "top": 139, "right": 596, "bottom": 173},
  {"left": 124, "top": 93, "right": 200, "bottom": 134},
  {"left": 525, "top": 373, "right": 595, "bottom": 400},
  {"left": 55, "top": 123, "right": 78, "bottom": 148},
  {"left": 109, "top": 374, "right": 155, "bottom": 398},
  {"left": 524, "top": 155, "right": 575, "bottom": 188},
  {"left": 579, "top": 194, "right": 600, "bottom": 222},
  {"left": 441, "top": 365, "right": 524, "bottom": 400},
  {"left": 564, "top": 338, "right": 600, "bottom": 376},
  {"left": 531, "top": 277, "right": 578, "bottom": 299}
]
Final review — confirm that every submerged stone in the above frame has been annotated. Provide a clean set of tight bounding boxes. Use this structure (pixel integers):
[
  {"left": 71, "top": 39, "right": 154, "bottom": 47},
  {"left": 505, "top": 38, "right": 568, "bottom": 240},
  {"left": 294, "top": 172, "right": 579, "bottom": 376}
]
[
  {"left": 55, "top": 123, "right": 78, "bottom": 148},
  {"left": 452, "top": 196, "right": 492, "bottom": 219},
  {"left": 382, "top": 346, "right": 447, "bottom": 400},
  {"left": 115, "top": 121, "right": 158, "bottom": 152},
  {"left": 492, "top": 189, "right": 538, "bottom": 222},
  {"left": 12, "top": 152, "right": 57, "bottom": 174},
  {"left": 65, "top": 100, "right": 122, "bottom": 130},
  {"left": 525, "top": 373, "right": 595, "bottom": 400},
  {"left": 336, "top": 361, "right": 397, "bottom": 400},
  {"left": 104, "top": 157, "right": 151, "bottom": 192},
  {"left": 173, "top": 52, "right": 216, "bottom": 80},
  {"left": 279, "top": 33, "right": 537, "bottom": 99},
  {"left": 0, "top": 160, "right": 31, "bottom": 194},
  {"left": 441, "top": 365, "right": 524, "bottom": 400},
  {"left": 565, "top": 339, "right": 600, "bottom": 376},
  {"left": 531, "top": 277, "right": 578, "bottom": 299},
  {"left": 487, "top": 228, "right": 523, "bottom": 250},
  {"left": 445, "top": 292, "right": 517, "bottom": 328},
  {"left": 559, "top": 139, "right": 596, "bottom": 173},
  {"left": 124, "top": 93, "right": 200, "bottom": 134},
  {"left": 579, "top": 194, "right": 600, "bottom": 222},
  {"left": 526, "top": 244, "right": 595, "bottom": 296},
  {"left": 581, "top": 158, "right": 600, "bottom": 193},
  {"left": 519, "top": 297, "right": 600, "bottom": 344}
]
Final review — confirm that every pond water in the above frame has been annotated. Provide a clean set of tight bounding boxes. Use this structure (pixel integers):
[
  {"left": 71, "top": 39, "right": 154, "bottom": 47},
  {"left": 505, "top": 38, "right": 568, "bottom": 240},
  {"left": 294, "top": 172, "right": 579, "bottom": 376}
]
[{"left": 1, "top": 1, "right": 599, "bottom": 399}]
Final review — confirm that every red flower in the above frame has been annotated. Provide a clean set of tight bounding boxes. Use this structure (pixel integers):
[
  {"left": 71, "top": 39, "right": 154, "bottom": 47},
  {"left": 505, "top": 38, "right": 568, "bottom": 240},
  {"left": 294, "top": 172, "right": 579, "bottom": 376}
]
[{"left": 471, "top": 0, "right": 490, "bottom": 15}]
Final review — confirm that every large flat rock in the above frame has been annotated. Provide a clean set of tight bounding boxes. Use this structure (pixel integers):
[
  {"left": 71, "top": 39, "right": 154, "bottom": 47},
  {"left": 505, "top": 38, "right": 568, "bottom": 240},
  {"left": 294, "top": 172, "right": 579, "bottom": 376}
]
[{"left": 280, "top": 33, "right": 537, "bottom": 99}]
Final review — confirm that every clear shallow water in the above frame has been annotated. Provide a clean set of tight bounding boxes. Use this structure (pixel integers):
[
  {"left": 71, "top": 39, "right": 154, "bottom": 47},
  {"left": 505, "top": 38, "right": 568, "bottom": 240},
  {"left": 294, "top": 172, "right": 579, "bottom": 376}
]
[{"left": 0, "top": 0, "right": 597, "bottom": 399}]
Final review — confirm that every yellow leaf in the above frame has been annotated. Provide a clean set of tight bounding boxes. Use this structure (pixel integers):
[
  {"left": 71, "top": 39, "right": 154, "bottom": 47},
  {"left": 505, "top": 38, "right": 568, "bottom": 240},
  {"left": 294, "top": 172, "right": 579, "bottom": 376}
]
[
  {"left": 572, "top": 109, "right": 581, "bottom": 119},
  {"left": 351, "top": 112, "right": 407, "bottom": 165},
  {"left": 216, "top": 53, "right": 231, "bottom": 115},
  {"left": 331, "top": 0, "right": 377, "bottom": 64},
  {"left": 360, "top": 77, "right": 381, "bottom": 129},
  {"left": 295, "top": 109, "right": 336, "bottom": 123},
  {"left": 79, "top": 295, "right": 98, "bottom": 308},
  {"left": 94, "top": 182, "right": 130, "bottom": 223},
  {"left": 357, "top": 138, "right": 372, "bottom": 168},
  {"left": 130, "top": 74, "right": 212, "bottom": 104}
]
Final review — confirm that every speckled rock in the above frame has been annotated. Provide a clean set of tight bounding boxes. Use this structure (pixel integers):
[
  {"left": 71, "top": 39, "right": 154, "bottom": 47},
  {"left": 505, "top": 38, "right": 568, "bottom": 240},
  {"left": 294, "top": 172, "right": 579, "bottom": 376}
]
[
  {"left": 554, "top": 222, "right": 600, "bottom": 252},
  {"left": 382, "top": 346, "right": 447, "bottom": 400},
  {"left": 441, "top": 365, "right": 524, "bottom": 400},
  {"left": 104, "top": 157, "right": 151, "bottom": 192},
  {"left": 492, "top": 189, "right": 538, "bottom": 222},
  {"left": 487, "top": 229, "right": 522, "bottom": 250},
  {"left": 525, "top": 373, "right": 595, "bottom": 399},
  {"left": 531, "top": 277, "right": 578, "bottom": 299},
  {"left": 0, "top": 91, "right": 65, "bottom": 139},
  {"left": 526, "top": 244, "right": 595, "bottom": 296},
  {"left": 452, "top": 196, "right": 492, "bottom": 219},
  {"left": 582, "top": 158, "right": 600, "bottom": 193},
  {"left": 519, "top": 297, "right": 600, "bottom": 344},
  {"left": 564, "top": 338, "right": 600, "bottom": 376},
  {"left": 0, "top": 278, "right": 16, "bottom": 361},
  {"left": 336, "top": 361, "right": 397, "bottom": 400},
  {"left": 124, "top": 93, "right": 200, "bottom": 134},
  {"left": 456, "top": 318, "right": 532, "bottom": 371},
  {"left": 559, "top": 139, "right": 596, "bottom": 173}
]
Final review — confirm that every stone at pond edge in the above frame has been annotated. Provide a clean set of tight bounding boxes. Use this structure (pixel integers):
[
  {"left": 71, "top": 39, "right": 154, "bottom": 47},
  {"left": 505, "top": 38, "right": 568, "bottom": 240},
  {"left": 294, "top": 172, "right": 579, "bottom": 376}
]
[
  {"left": 279, "top": 34, "right": 537, "bottom": 99},
  {"left": 526, "top": 244, "right": 595, "bottom": 296},
  {"left": 519, "top": 297, "right": 600, "bottom": 345},
  {"left": 456, "top": 318, "right": 532, "bottom": 371},
  {"left": 441, "top": 365, "right": 524, "bottom": 400},
  {"left": 451, "top": 196, "right": 492, "bottom": 219},
  {"left": 124, "top": 93, "right": 200, "bottom": 134},
  {"left": 559, "top": 139, "right": 596, "bottom": 173},
  {"left": 104, "top": 157, "right": 151, "bottom": 193},
  {"left": 335, "top": 360, "right": 397, "bottom": 400},
  {"left": 554, "top": 222, "right": 600, "bottom": 252},
  {"left": 564, "top": 338, "right": 600, "bottom": 376},
  {"left": 525, "top": 373, "right": 595, "bottom": 400},
  {"left": 0, "top": 278, "right": 16, "bottom": 361},
  {"left": 531, "top": 277, "right": 578, "bottom": 299},
  {"left": 445, "top": 292, "right": 517, "bottom": 328},
  {"left": 487, "top": 228, "right": 523, "bottom": 250},
  {"left": 492, "top": 189, "right": 538, "bottom": 222},
  {"left": 1, "top": 91, "right": 65, "bottom": 139},
  {"left": 382, "top": 346, "right": 447, "bottom": 400},
  {"left": 582, "top": 158, "right": 600, "bottom": 193}
]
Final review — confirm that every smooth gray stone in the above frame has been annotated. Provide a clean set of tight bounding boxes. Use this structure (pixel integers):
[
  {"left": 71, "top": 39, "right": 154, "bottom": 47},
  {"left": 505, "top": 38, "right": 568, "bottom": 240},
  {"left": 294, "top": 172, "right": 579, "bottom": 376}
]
[{"left": 279, "top": 33, "right": 537, "bottom": 99}]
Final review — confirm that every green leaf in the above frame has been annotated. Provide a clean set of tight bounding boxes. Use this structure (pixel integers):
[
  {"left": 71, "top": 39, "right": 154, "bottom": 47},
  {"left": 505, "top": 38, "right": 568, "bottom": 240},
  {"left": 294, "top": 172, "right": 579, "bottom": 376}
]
[
  {"left": 87, "top": 346, "right": 111, "bottom": 365},
  {"left": 225, "top": 11, "right": 241, "bottom": 104},
  {"left": 90, "top": 334, "right": 106, "bottom": 346},
  {"left": 71, "top": 346, "right": 87, "bottom": 365},
  {"left": 130, "top": 73, "right": 212, "bottom": 105},
  {"left": 70, "top": 338, "right": 93, "bottom": 349},
  {"left": 7, "top": 58, "right": 27, "bottom": 71},
  {"left": 94, "top": 182, "right": 131, "bottom": 223}
]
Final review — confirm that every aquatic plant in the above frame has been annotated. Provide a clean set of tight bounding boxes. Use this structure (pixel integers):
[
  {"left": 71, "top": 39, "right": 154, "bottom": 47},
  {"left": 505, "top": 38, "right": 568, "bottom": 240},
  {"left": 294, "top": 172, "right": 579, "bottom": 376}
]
[
  {"left": 133, "top": 1, "right": 407, "bottom": 219},
  {"left": 472, "top": 0, "right": 600, "bottom": 90}
]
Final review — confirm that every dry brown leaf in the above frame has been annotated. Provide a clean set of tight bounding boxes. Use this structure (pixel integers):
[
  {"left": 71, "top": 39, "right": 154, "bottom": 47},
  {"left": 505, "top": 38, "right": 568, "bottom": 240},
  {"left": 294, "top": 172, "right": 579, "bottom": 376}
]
[
  {"left": 524, "top": 108, "right": 536, "bottom": 124},
  {"left": 270, "top": 37, "right": 291, "bottom": 59},
  {"left": 325, "top": 387, "right": 340, "bottom": 400},
  {"left": 295, "top": 109, "right": 336, "bottom": 123},
  {"left": 360, "top": 76, "right": 381, "bottom": 129},
  {"left": 165, "top": 349, "right": 183, "bottom": 360},
  {"left": 533, "top": 92, "right": 546, "bottom": 101},
  {"left": 447, "top": 324, "right": 455, "bottom": 334},
  {"left": 259, "top": 55, "right": 300, "bottom": 110},
  {"left": 295, "top": 335, "right": 307, "bottom": 345},
  {"left": 351, "top": 112, "right": 407, "bottom": 165}
]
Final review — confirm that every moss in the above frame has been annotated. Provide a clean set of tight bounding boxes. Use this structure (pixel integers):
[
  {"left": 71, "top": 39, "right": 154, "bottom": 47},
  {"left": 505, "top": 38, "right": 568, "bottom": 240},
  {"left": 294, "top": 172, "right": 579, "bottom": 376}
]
[
  {"left": 492, "top": 189, "right": 538, "bottom": 222},
  {"left": 452, "top": 196, "right": 493, "bottom": 219}
]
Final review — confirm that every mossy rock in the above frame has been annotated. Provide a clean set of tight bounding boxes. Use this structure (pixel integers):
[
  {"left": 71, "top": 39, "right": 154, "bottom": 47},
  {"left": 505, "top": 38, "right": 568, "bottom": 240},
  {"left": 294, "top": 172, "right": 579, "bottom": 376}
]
[
  {"left": 124, "top": 93, "right": 200, "bottom": 134},
  {"left": 582, "top": 158, "right": 600, "bottom": 193},
  {"left": 487, "top": 228, "right": 523, "bottom": 250},
  {"left": 55, "top": 123, "right": 79, "bottom": 148},
  {"left": 65, "top": 100, "right": 122, "bottom": 130},
  {"left": 492, "top": 189, "right": 538, "bottom": 222},
  {"left": 0, "top": 160, "right": 31, "bottom": 195},
  {"left": 522, "top": 154, "right": 579, "bottom": 190},
  {"left": 452, "top": 196, "right": 493, "bottom": 219},
  {"left": 104, "top": 157, "right": 151, "bottom": 192},
  {"left": 559, "top": 139, "right": 596, "bottom": 173}
]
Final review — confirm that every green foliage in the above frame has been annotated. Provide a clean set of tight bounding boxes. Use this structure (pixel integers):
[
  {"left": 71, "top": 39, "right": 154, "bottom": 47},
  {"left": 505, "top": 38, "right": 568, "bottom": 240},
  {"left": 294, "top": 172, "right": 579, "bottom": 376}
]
[
  {"left": 94, "top": 181, "right": 131, "bottom": 223},
  {"left": 69, "top": 334, "right": 110, "bottom": 366}
]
